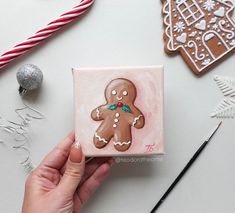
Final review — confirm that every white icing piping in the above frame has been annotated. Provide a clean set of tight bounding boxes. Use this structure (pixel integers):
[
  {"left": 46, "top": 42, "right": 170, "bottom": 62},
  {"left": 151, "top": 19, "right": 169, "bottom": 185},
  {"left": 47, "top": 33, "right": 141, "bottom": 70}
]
[
  {"left": 218, "top": 20, "right": 235, "bottom": 39},
  {"left": 132, "top": 115, "right": 143, "bottom": 126},
  {"left": 202, "top": 30, "right": 229, "bottom": 59},
  {"left": 187, "top": 40, "right": 205, "bottom": 61},
  {"left": 113, "top": 141, "right": 131, "bottom": 146},
  {"left": 95, "top": 132, "right": 108, "bottom": 143},
  {"left": 163, "top": 1, "right": 174, "bottom": 51},
  {"left": 96, "top": 108, "right": 100, "bottom": 119},
  {"left": 177, "top": 0, "right": 205, "bottom": 26}
]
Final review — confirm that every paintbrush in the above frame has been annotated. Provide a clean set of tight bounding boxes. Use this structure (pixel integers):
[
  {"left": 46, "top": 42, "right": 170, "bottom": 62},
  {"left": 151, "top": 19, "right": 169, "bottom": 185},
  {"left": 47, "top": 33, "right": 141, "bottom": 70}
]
[{"left": 150, "top": 121, "right": 222, "bottom": 213}]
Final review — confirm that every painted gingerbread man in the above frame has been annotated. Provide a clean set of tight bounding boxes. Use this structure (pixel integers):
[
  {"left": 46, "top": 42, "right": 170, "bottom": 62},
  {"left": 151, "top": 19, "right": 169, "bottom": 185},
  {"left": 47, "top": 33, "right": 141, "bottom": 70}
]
[{"left": 91, "top": 78, "right": 145, "bottom": 152}]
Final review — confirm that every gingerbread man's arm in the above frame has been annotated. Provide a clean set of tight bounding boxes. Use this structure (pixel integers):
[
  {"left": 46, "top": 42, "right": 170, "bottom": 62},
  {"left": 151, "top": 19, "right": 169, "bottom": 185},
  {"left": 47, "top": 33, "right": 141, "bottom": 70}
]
[
  {"left": 91, "top": 105, "right": 107, "bottom": 121},
  {"left": 131, "top": 109, "right": 145, "bottom": 129}
]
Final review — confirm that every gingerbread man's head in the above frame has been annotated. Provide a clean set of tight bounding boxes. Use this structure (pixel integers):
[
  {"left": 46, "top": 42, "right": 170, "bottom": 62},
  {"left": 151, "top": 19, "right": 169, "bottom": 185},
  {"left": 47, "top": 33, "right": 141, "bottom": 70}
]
[{"left": 105, "top": 78, "right": 137, "bottom": 104}]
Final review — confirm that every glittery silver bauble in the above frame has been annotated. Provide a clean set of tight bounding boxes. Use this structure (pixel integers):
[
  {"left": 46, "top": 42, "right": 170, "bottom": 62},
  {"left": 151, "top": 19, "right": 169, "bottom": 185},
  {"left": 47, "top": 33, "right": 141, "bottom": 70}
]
[{"left": 17, "top": 64, "right": 43, "bottom": 94}]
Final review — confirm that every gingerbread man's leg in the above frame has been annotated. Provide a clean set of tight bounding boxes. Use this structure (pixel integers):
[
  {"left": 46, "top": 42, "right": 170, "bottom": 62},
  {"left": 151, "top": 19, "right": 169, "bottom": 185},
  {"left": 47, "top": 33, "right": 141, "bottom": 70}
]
[
  {"left": 93, "top": 123, "right": 113, "bottom": 149},
  {"left": 113, "top": 127, "right": 132, "bottom": 152}
]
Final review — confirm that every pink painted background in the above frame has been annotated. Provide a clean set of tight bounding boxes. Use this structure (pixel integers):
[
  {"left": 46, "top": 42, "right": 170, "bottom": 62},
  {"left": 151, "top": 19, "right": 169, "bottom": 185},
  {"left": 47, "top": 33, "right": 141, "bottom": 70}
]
[{"left": 73, "top": 66, "right": 164, "bottom": 157}]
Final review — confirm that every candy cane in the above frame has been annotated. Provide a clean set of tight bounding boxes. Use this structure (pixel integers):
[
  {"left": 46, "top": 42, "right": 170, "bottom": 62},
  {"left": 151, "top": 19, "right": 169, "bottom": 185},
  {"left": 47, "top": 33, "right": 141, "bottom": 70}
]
[{"left": 0, "top": 0, "right": 94, "bottom": 70}]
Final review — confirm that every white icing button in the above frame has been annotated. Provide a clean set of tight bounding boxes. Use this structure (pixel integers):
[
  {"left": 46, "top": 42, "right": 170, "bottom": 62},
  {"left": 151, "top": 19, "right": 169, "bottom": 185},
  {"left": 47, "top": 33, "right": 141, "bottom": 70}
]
[
  {"left": 113, "top": 124, "right": 117, "bottom": 128},
  {"left": 115, "top": 113, "right": 120, "bottom": 117},
  {"left": 114, "top": 118, "right": 119, "bottom": 123}
]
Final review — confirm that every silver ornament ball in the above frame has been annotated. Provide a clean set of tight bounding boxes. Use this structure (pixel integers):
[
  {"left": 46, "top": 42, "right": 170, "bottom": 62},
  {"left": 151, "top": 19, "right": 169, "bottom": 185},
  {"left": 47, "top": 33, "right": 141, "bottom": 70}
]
[{"left": 17, "top": 64, "right": 43, "bottom": 92}]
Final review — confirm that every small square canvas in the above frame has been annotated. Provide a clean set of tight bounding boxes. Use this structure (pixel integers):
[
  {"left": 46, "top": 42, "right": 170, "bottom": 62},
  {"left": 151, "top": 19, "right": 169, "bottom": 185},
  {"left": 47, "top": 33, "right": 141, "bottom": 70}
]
[{"left": 73, "top": 66, "right": 164, "bottom": 157}]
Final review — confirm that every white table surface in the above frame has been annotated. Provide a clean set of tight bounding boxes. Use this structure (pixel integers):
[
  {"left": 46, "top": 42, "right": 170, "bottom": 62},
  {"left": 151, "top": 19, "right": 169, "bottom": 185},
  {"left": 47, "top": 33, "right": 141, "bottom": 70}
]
[{"left": 0, "top": 0, "right": 235, "bottom": 212}]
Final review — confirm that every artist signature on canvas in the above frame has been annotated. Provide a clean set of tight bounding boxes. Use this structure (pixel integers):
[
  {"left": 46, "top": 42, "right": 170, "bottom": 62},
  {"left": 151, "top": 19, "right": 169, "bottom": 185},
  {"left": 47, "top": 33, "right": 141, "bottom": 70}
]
[{"left": 145, "top": 143, "right": 156, "bottom": 153}]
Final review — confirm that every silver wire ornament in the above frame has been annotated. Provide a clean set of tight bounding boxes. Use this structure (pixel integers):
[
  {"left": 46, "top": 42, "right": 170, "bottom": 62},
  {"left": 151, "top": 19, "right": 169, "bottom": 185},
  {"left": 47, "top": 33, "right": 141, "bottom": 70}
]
[
  {"left": 16, "top": 64, "right": 43, "bottom": 95},
  {"left": 0, "top": 102, "right": 45, "bottom": 174}
]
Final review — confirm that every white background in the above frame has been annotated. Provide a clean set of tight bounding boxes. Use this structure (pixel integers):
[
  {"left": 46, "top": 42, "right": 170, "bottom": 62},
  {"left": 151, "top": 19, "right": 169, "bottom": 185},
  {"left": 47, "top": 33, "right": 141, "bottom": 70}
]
[{"left": 0, "top": 0, "right": 235, "bottom": 212}]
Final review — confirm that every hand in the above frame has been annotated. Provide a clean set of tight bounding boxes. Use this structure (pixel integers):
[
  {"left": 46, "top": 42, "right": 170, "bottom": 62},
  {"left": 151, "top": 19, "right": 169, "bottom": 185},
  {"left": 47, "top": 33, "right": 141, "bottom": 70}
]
[{"left": 22, "top": 132, "right": 114, "bottom": 213}]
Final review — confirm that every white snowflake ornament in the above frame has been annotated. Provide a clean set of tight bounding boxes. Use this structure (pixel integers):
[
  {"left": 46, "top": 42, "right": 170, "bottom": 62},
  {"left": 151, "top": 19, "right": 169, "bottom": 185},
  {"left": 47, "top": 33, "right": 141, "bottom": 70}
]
[{"left": 211, "top": 75, "right": 235, "bottom": 119}]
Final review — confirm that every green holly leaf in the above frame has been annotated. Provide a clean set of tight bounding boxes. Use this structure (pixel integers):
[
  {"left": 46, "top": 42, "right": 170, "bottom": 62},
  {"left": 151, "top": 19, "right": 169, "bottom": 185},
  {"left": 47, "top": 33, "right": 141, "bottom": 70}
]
[
  {"left": 108, "top": 104, "right": 117, "bottom": 110},
  {"left": 122, "top": 105, "right": 131, "bottom": 113}
]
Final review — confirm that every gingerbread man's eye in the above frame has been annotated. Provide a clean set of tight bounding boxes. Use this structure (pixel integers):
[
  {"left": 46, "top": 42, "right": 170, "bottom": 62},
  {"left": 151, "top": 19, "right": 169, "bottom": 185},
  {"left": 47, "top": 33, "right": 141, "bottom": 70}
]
[
  {"left": 111, "top": 90, "right": 117, "bottom": 95},
  {"left": 123, "top": 91, "right": 128, "bottom": 96}
]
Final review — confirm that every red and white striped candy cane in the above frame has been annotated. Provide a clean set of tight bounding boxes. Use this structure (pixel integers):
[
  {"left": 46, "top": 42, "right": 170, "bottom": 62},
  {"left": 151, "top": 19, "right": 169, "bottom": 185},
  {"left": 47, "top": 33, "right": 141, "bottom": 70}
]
[{"left": 0, "top": 0, "right": 94, "bottom": 70}]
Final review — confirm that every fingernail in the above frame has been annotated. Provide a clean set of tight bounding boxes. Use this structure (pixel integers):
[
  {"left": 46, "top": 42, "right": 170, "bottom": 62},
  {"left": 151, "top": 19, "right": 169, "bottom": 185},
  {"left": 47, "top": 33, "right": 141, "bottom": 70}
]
[
  {"left": 70, "top": 141, "right": 83, "bottom": 163},
  {"left": 74, "top": 141, "right": 81, "bottom": 149}
]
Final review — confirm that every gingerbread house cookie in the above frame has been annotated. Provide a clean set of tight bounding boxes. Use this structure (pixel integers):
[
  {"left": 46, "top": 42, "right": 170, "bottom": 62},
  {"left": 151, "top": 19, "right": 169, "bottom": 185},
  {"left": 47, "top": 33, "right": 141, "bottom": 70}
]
[{"left": 162, "top": 0, "right": 235, "bottom": 75}]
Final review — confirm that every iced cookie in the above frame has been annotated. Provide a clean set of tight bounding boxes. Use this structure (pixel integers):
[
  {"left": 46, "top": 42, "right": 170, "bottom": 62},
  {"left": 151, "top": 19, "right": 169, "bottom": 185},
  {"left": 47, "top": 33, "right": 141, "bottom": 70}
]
[{"left": 162, "top": 0, "right": 235, "bottom": 75}]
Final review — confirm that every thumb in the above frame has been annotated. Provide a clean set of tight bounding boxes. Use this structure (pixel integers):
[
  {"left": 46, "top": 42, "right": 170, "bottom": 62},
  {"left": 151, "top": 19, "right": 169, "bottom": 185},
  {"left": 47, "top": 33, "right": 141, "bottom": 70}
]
[{"left": 57, "top": 141, "right": 85, "bottom": 196}]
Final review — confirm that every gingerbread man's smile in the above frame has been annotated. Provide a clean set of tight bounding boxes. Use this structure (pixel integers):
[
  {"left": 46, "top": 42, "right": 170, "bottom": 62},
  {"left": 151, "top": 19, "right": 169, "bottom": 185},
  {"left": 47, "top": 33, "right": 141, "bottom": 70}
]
[
  {"left": 116, "top": 96, "right": 123, "bottom": 101},
  {"left": 112, "top": 89, "right": 128, "bottom": 101}
]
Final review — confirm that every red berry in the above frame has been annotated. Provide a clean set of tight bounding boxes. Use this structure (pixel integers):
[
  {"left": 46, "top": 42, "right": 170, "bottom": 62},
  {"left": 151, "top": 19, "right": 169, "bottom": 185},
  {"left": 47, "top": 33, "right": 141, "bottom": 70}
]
[{"left": 117, "top": 102, "right": 123, "bottom": 107}]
